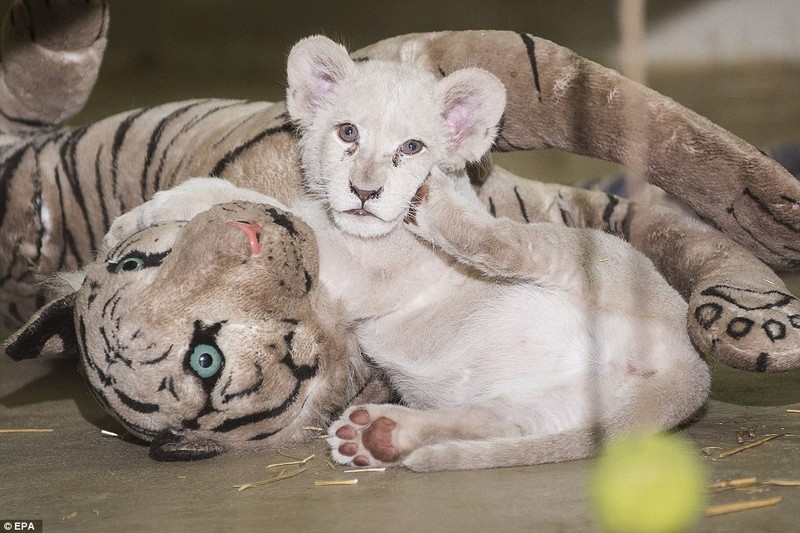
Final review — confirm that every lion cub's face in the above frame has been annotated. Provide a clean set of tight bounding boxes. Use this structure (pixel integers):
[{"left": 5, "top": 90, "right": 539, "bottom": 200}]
[{"left": 286, "top": 36, "right": 506, "bottom": 238}]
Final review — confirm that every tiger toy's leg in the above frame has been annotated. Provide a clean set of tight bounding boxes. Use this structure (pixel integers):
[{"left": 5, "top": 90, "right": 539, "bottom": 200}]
[
  {"left": 0, "top": 0, "right": 108, "bottom": 136},
  {"left": 0, "top": 0, "right": 109, "bottom": 329}
]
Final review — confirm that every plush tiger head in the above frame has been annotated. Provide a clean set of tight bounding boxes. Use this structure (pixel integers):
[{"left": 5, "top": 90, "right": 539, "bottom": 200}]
[{"left": 4, "top": 201, "right": 384, "bottom": 460}]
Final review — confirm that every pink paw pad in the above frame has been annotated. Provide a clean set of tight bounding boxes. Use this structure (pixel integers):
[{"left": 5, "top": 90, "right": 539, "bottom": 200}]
[
  {"left": 349, "top": 409, "right": 371, "bottom": 425},
  {"left": 362, "top": 416, "right": 399, "bottom": 462},
  {"left": 331, "top": 408, "right": 402, "bottom": 467}
]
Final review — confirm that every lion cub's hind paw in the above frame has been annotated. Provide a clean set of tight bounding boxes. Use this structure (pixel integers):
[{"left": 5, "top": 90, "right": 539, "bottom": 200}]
[{"left": 327, "top": 406, "right": 401, "bottom": 467}]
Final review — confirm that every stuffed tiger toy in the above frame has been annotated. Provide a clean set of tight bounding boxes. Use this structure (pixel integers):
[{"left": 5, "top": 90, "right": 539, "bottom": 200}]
[{"left": 3, "top": 0, "right": 800, "bottom": 459}]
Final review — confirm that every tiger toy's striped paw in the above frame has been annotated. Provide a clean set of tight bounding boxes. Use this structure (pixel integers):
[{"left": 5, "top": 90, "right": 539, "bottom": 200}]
[
  {"left": 5, "top": 0, "right": 108, "bottom": 52},
  {"left": 690, "top": 283, "right": 800, "bottom": 372}
]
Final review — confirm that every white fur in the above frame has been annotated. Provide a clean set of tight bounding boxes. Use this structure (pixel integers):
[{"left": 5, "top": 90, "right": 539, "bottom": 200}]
[
  {"left": 285, "top": 35, "right": 505, "bottom": 239},
  {"left": 285, "top": 36, "right": 708, "bottom": 470}
]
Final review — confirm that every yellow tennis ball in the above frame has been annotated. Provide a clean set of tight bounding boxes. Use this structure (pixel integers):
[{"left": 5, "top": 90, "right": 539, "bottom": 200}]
[{"left": 589, "top": 432, "right": 706, "bottom": 533}]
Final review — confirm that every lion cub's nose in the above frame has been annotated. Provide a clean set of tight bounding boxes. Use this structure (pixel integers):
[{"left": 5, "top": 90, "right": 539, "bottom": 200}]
[{"left": 349, "top": 183, "right": 383, "bottom": 204}]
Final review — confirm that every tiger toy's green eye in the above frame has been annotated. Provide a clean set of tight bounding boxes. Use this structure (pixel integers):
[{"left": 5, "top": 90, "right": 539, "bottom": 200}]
[
  {"left": 107, "top": 250, "right": 170, "bottom": 274},
  {"left": 189, "top": 344, "right": 224, "bottom": 379},
  {"left": 337, "top": 123, "right": 359, "bottom": 143},
  {"left": 400, "top": 139, "right": 424, "bottom": 155},
  {"left": 114, "top": 257, "right": 145, "bottom": 273}
]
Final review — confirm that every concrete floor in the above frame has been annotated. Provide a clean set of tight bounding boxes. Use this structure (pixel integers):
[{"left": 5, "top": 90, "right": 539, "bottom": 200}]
[
  {"left": 2, "top": 1, "right": 800, "bottom": 531},
  {"left": 3, "top": 351, "right": 800, "bottom": 532}
]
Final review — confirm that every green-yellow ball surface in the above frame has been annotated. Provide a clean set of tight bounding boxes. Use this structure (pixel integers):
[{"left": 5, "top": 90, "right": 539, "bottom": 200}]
[{"left": 589, "top": 432, "right": 706, "bottom": 533}]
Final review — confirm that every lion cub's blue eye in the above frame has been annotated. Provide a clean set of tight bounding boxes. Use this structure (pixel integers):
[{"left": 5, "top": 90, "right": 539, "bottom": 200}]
[
  {"left": 337, "top": 123, "right": 359, "bottom": 143},
  {"left": 400, "top": 139, "right": 424, "bottom": 155},
  {"left": 114, "top": 257, "right": 145, "bottom": 273},
  {"left": 189, "top": 344, "right": 224, "bottom": 379}
]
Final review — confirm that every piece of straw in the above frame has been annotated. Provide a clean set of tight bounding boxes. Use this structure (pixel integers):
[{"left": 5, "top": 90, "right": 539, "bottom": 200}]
[
  {"left": 708, "top": 478, "right": 759, "bottom": 492},
  {"left": 276, "top": 450, "right": 305, "bottom": 461},
  {"left": 266, "top": 454, "right": 315, "bottom": 469},
  {"left": 343, "top": 468, "right": 386, "bottom": 473},
  {"left": 764, "top": 479, "right": 800, "bottom": 487},
  {"left": 0, "top": 428, "right": 54, "bottom": 434},
  {"left": 717, "top": 434, "right": 783, "bottom": 458},
  {"left": 706, "top": 496, "right": 782, "bottom": 517},
  {"left": 314, "top": 479, "right": 358, "bottom": 486},
  {"left": 235, "top": 467, "right": 309, "bottom": 491}
]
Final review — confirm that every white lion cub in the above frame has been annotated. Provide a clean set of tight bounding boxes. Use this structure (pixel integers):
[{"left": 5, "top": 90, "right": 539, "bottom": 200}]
[
  {"left": 286, "top": 36, "right": 709, "bottom": 471},
  {"left": 109, "top": 35, "right": 709, "bottom": 471}
]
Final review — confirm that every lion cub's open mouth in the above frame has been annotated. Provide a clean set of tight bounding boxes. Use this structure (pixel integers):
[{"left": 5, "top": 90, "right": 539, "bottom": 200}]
[{"left": 344, "top": 208, "right": 378, "bottom": 218}]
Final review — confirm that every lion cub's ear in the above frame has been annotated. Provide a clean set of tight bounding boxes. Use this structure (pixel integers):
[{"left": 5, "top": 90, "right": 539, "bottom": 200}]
[
  {"left": 286, "top": 35, "right": 355, "bottom": 127},
  {"left": 3, "top": 292, "right": 78, "bottom": 361},
  {"left": 436, "top": 68, "right": 507, "bottom": 171}
]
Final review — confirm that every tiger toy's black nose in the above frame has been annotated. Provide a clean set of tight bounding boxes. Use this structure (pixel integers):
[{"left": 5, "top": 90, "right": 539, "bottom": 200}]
[{"left": 349, "top": 183, "right": 382, "bottom": 204}]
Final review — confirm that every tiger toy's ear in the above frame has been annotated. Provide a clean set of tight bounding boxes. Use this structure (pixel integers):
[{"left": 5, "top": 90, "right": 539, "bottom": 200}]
[
  {"left": 435, "top": 68, "right": 507, "bottom": 171},
  {"left": 286, "top": 35, "right": 355, "bottom": 127},
  {"left": 3, "top": 292, "right": 78, "bottom": 361},
  {"left": 149, "top": 430, "right": 226, "bottom": 462}
]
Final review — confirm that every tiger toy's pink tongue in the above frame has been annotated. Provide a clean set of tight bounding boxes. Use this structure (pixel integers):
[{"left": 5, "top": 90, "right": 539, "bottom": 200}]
[{"left": 225, "top": 220, "right": 263, "bottom": 256}]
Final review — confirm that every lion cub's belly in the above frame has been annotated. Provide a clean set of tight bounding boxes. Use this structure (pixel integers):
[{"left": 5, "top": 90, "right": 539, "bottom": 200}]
[{"left": 357, "top": 283, "right": 599, "bottom": 408}]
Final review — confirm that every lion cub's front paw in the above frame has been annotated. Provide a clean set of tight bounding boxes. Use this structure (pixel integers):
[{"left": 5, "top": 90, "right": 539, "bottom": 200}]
[
  {"left": 327, "top": 405, "right": 407, "bottom": 467},
  {"left": 104, "top": 190, "right": 195, "bottom": 250},
  {"left": 104, "top": 178, "right": 278, "bottom": 250},
  {"left": 404, "top": 168, "right": 454, "bottom": 237}
]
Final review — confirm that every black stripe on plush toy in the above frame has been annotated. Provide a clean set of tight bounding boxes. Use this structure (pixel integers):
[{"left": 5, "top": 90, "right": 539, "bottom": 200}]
[
  {"left": 518, "top": 33, "right": 543, "bottom": 102},
  {"left": 265, "top": 206, "right": 299, "bottom": 237},
  {"left": 59, "top": 126, "right": 100, "bottom": 254},
  {"left": 211, "top": 122, "right": 295, "bottom": 177},
  {"left": 212, "top": 380, "right": 303, "bottom": 433},
  {"left": 110, "top": 108, "right": 149, "bottom": 204},
  {"left": 281, "top": 331, "right": 319, "bottom": 381},
  {"left": 0, "top": 144, "right": 30, "bottom": 229},
  {"left": 141, "top": 101, "right": 208, "bottom": 199},
  {"left": 248, "top": 428, "right": 282, "bottom": 441},
  {"left": 78, "top": 315, "right": 113, "bottom": 387},
  {"left": 157, "top": 376, "right": 180, "bottom": 401},
  {"left": 701, "top": 285, "right": 795, "bottom": 311},
  {"left": 602, "top": 193, "right": 620, "bottom": 230},
  {"left": 513, "top": 186, "right": 530, "bottom": 223},
  {"left": 221, "top": 362, "right": 264, "bottom": 404},
  {"left": 114, "top": 387, "right": 160, "bottom": 414},
  {"left": 143, "top": 345, "right": 174, "bottom": 365},
  {"left": 0, "top": 108, "right": 54, "bottom": 129},
  {"left": 756, "top": 352, "right": 770, "bottom": 373}
]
